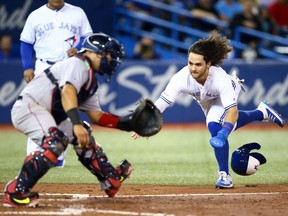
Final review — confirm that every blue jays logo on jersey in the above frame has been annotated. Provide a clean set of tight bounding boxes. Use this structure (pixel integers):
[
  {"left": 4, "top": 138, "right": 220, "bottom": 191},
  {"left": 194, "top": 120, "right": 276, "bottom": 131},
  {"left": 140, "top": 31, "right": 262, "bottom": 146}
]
[{"left": 65, "top": 36, "right": 77, "bottom": 47}]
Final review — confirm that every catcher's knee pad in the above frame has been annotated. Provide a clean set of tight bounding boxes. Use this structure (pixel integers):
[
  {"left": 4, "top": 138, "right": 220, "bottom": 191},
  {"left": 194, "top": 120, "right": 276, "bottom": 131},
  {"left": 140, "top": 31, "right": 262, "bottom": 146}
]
[
  {"left": 5, "top": 151, "right": 55, "bottom": 194},
  {"left": 74, "top": 144, "right": 120, "bottom": 188},
  {"left": 41, "top": 127, "right": 69, "bottom": 161}
]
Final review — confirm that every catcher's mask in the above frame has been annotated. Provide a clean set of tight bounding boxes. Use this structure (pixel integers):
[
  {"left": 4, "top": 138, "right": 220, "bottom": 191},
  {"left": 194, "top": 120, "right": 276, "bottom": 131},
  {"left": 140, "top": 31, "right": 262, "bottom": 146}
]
[
  {"left": 80, "top": 32, "right": 125, "bottom": 81},
  {"left": 231, "top": 142, "right": 267, "bottom": 176}
]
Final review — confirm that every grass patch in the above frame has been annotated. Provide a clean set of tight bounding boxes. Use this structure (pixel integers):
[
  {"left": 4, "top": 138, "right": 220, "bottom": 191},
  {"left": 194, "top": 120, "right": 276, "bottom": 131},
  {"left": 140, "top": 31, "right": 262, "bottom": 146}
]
[{"left": 0, "top": 127, "right": 287, "bottom": 186}]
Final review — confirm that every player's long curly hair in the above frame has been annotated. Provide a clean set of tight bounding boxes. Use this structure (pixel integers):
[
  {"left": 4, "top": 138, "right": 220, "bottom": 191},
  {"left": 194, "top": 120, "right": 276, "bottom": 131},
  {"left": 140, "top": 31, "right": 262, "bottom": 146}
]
[{"left": 188, "top": 30, "right": 232, "bottom": 66}]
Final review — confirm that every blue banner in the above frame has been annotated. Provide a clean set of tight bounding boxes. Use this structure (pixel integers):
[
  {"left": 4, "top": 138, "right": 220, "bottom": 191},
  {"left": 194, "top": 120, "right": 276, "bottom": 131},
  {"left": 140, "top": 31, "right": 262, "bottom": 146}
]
[{"left": 0, "top": 60, "right": 287, "bottom": 123}]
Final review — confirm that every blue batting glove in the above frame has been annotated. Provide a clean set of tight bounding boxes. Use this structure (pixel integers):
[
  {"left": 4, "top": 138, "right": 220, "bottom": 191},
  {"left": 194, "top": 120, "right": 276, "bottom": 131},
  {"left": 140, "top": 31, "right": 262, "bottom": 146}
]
[
  {"left": 209, "top": 122, "right": 234, "bottom": 148},
  {"left": 210, "top": 133, "right": 226, "bottom": 148}
]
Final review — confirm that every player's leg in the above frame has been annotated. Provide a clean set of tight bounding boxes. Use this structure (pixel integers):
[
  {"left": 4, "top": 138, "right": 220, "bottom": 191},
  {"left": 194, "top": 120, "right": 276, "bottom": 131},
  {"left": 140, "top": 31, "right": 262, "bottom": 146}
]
[
  {"left": 227, "top": 75, "right": 284, "bottom": 129},
  {"left": 3, "top": 102, "right": 68, "bottom": 207},
  {"left": 206, "top": 100, "right": 233, "bottom": 189},
  {"left": 72, "top": 121, "right": 133, "bottom": 198},
  {"left": 54, "top": 151, "right": 66, "bottom": 167},
  {"left": 52, "top": 119, "right": 74, "bottom": 168},
  {"left": 54, "top": 119, "right": 79, "bottom": 167},
  {"left": 26, "top": 137, "right": 42, "bottom": 155},
  {"left": 236, "top": 102, "right": 285, "bottom": 129},
  {"left": 3, "top": 127, "right": 69, "bottom": 207},
  {"left": 208, "top": 121, "right": 233, "bottom": 189},
  {"left": 27, "top": 136, "right": 67, "bottom": 168}
]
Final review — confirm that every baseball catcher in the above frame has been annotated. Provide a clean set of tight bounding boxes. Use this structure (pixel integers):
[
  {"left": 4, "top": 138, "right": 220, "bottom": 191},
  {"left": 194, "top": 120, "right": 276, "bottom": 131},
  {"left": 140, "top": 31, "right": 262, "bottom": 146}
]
[{"left": 3, "top": 32, "right": 162, "bottom": 208}]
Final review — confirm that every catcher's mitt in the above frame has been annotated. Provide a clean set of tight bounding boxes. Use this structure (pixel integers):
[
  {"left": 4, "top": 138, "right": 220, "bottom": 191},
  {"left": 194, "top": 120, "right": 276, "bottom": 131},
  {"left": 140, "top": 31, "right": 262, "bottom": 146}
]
[{"left": 131, "top": 99, "right": 162, "bottom": 137}]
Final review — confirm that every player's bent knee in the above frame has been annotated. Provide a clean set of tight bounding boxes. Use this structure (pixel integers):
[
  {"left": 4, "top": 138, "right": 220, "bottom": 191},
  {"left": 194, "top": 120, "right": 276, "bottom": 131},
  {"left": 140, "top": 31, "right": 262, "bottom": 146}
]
[{"left": 41, "top": 127, "right": 69, "bottom": 159}]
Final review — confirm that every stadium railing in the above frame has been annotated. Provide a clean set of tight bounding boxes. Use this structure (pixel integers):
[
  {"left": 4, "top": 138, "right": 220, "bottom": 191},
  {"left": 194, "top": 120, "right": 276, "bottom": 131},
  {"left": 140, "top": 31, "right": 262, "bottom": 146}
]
[
  {"left": 233, "top": 27, "right": 288, "bottom": 61},
  {"left": 114, "top": 0, "right": 288, "bottom": 61}
]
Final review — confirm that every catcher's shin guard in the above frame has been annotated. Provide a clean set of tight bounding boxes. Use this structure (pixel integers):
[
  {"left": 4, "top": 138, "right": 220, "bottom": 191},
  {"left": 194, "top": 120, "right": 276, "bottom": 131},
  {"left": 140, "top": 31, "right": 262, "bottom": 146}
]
[
  {"left": 73, "top": 121, "right": 123, "bottom": 193},
  {"left": 4, "top": 127, "right": 69, "bottom": 195},
  {"left": 4, "top": 151, "right": 56, "bottom": 195},
  {"left": 74, "top": 143, "right": 121, "bottom": 189}
]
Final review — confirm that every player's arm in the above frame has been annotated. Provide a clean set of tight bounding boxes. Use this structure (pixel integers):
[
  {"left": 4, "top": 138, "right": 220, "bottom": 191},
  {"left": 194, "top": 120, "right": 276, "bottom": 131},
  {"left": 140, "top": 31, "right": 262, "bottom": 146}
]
[
  {"left": 224, "top": 106, "right": 238, "bottom": 126},
  {"left": 209, "top": 105, "right": 238, "bottom": 149},
  {"left": 85, "top": 110, "right": 103, "bottom": 123},
  {"left": 61, "top": 82, "right": 89, "bottom": 146},
  {"left": 132, "top": 72, "right": 182, "bottom": 139},
  {"left": 209, "top": 73, "right": 241, "bottom": 148},
  {"left": 85, "top": 110, "right": 133, "bottom": 132},
  {"left": 20, "top": 41, "right": 34, "bottom": 83},
  {"left": 85, "top": 99, "right": 162, "bottom": 137},
  {"left": 221, "top": 105, "right": 238, "bottom": 141},
  {"left": 82, "top": 93, "right": 134, "bottom": 131}
]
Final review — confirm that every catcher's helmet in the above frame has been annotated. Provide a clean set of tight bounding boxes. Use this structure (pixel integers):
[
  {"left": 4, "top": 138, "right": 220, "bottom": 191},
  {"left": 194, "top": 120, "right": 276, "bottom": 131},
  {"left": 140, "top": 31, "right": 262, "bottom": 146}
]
[
  {"left": 231, "top": 142, "right": 267, "bottom": 176},
  {"left": 80, "top": 32, "right": 125, "bottom": 79}
]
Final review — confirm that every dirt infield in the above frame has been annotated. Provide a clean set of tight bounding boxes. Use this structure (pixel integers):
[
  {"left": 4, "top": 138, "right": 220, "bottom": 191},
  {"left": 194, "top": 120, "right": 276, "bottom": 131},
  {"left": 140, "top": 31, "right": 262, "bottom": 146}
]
[{"left": 0, "top": 183, "right": 288, "bottom": 216}]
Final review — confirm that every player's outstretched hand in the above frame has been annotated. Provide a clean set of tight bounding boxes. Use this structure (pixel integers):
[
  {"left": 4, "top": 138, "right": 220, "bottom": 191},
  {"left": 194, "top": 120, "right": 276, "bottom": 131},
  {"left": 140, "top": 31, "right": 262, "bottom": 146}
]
[
  {"left": 131, "top": 132, "right": 149, "bottom": 140},
  {"left": 131, "top": 132, "right": 140, "bottom": 140}
]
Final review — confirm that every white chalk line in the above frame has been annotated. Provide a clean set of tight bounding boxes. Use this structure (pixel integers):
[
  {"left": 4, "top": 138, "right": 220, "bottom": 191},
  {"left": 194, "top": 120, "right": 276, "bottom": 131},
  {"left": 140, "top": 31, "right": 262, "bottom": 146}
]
[
  {"left": 0, "top": 192, "right": 287, "bottom": 216},
  {"left": 0, "top": 208, "right": 176, "bottom": 216},
  {"left": 41, "top": 191, "right": 288, "bottom": 199}
]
